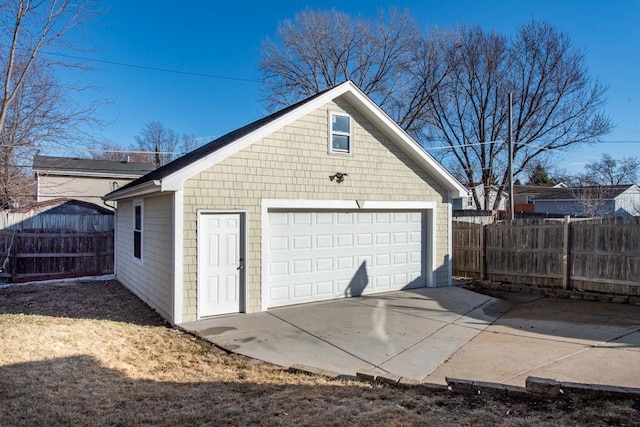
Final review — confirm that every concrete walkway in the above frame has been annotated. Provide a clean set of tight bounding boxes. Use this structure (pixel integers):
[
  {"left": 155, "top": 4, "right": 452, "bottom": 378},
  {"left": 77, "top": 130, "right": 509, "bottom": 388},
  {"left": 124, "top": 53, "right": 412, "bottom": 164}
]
[{"left": 179, "top": 287, "right": 640, "bottom": 387}]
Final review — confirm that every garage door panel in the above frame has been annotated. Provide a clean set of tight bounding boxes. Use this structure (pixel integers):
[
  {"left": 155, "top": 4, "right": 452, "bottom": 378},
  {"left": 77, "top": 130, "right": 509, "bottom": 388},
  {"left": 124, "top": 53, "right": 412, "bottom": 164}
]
[
  {"left": 376, "top": 233, "right": 391, "bottom": 245},
  {"left": 269, "top": 236, "right": 288, "bottom": 251},
  {"left": 293, "top": 259, "right": 312, "bottom": 274},
  {"left": 394, "top": 232, "right": 407, "bottom": 244},
  {"left": 316, "top": 257, "right": 334, "bottom": 271},
  {"left": 337, "top": 256, "right": 354, "bottom": 270},
  {"left": 292, "top": 212, "right": 311, "bottom": 224},
  {"left": 269, "top": 212, "right": 289, "bottom": 225},
  {"left": 337, "top": 213, "right": 353, "bottom": 224},
  {"left": 357, "top": 255, "right": 372, "bottom": 266},
  {"left": 394, "top": 273, "right": 408, "bottom": 286},
  {"left": 267, "top": 210, "right": 427, "bottom": 308},
  {"left": 293, "top": 283, "right": 312, "bottom": 298},
  {"left": 337, "top": 279, "right": 349, "bottom": 293},
  {"left": 376, "top": 212, "right": 390, "bottom": 223},
  {"left": 375, "top": 253, "right": 390, "bottom": 267},
  {"left": 270, "top": 261, "right": 288, "bottom": 276},
  {"left": 393, "top": 212, "right": 408, "bottom": 223},
  {"left": 358, "top": 212, "right": 372, "bottom": 223},
  {"left": 357, "top": 233, "right": 373, "bottom": 246},
  {"left": 315, "top": 235, "right": 333, "bottom": 248},
  {"left": 315, "top": 212, "right": 333, "bottom": 224},
  {"left": 316, "top": 280, "right": 333, "bottom": 295},
  {"left": 337, "top": 234, "right": 354, "bottom": 247},
  {"left": 270, "top": 285, "right": 289, "bottom": 302},
  {"left": 375, "top": 275, "right": 390, "bottom": 289},
  {"left": 293, "top": 235, "right": 311, "bottom": 249}
]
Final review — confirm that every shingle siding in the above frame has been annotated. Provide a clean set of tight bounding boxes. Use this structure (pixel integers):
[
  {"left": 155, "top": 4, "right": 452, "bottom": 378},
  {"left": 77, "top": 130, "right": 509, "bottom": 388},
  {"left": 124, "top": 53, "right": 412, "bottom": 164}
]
[
  {"left": 115, "top": 194, "right": 174, "bottom": 321},
  {"left": 181, "top": 98, "right": 451, "bottom": 321}
]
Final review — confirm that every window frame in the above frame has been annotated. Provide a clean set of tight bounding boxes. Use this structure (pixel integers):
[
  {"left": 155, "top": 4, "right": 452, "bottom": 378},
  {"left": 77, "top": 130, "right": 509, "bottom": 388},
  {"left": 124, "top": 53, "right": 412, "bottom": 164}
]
[
  {"left": 328, "top": 111, "right": 353, "bottom": 155},
  {"left": 133, "top": 200, "right": 143, "bottom": 264}
]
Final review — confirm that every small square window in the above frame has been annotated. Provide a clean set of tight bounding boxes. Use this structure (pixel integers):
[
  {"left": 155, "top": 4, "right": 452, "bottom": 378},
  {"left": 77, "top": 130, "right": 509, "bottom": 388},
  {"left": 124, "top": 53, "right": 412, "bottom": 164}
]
[{"left": 329, "top": 112, "right": 352, "bottom": 154}]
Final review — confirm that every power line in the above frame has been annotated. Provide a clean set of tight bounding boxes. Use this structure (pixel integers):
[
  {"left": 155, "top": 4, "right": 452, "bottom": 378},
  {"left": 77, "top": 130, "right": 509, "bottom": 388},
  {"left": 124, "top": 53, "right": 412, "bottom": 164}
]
[
  {"left": 43, "top": 51, "right": 261, "bottom": 83},
  {"left": 33, "top": 146, "right": 182, "bottom": 155}
]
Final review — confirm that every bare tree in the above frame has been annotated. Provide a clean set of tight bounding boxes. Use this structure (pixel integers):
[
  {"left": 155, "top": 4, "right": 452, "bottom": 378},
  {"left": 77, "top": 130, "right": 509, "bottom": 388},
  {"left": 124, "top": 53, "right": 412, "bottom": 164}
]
[
  {"left": 259, "top": 8, "right": 450, "bottom": 137},
  {"left": 582, "top": 153, "right": 639, "bottom": 185},
  {"left": 91, "top": 142, "right": 150, "bottom": 163},
  {"left": 0, "top": 0, "right": 100, "bottom": 208},
  {"left": 571, "top": 186, "right": 615, "bottom": 217},
  {"left": 260, "top": 12, "right": 612, "bottom": 212},
  {"left": 133, "top": 121, "right": 180, "bottom": 168},
  {"left": 427, "top": 21, "right": 612, "bottom": 210},
  {"left": 179, "top": 134, "right": 200, "bottom": 154}
]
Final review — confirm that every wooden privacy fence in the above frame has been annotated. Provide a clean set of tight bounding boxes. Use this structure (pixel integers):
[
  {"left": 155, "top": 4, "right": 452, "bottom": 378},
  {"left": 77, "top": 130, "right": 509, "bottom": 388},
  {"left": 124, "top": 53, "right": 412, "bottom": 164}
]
[
  {"left": 453, "top": 217, "right": 640, "bottom": 295},
  {"left": 0, "top": 213, "right": 114, "bottom": 283}
]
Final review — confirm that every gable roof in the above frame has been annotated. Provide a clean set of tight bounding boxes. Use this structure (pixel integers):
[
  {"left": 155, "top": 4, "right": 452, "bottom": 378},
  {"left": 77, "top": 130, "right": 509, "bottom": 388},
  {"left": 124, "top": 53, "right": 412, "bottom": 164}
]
[
  {"left": 33, "top": 155, "right": 155, "bottom": 178},
  {"left": 105, "top": 81, "right": 466, "bottom": 201},
  {"left": 534, "top": 185, "right": 637, "bottom": 201}
]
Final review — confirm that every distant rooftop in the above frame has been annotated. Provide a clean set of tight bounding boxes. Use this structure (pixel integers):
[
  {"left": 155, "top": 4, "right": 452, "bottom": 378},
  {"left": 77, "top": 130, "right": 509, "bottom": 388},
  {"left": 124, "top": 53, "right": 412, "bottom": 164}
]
[
  {"left": 534, "top": 185, "right": 636, "bottom": 201},
  {"left": 33, "top": 155, "right": 155, "bottom": 177}
]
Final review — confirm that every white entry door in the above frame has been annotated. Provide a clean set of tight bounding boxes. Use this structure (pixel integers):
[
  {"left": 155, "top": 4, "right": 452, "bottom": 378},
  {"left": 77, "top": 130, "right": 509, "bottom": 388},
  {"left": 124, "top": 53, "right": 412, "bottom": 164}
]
[{"left": 198, "top": 213, "right": 243, "bottom": 317}]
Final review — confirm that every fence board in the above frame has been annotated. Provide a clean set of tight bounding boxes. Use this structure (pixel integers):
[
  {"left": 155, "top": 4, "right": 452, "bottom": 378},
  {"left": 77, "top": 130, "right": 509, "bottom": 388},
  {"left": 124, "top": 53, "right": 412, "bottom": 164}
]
[
  {"left": 453, "top": 217, "right": 640, "bottom": 295},
  {"left": 452, "top": 221, "right": 483, "bottom": 277}
]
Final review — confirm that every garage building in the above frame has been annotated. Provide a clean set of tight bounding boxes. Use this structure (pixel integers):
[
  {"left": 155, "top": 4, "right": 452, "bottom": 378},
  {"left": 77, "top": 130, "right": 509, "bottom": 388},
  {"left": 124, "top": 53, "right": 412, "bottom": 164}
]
[{"left": 104, "top": 81, "right": 466, "bottom": 325}]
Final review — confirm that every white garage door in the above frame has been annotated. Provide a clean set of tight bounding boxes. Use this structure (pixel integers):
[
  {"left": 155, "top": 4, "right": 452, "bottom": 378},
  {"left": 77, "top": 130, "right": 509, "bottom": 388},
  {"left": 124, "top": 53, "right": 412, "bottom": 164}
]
[{"left": 267, "top": 210, "right": 427, "bottom": 308}]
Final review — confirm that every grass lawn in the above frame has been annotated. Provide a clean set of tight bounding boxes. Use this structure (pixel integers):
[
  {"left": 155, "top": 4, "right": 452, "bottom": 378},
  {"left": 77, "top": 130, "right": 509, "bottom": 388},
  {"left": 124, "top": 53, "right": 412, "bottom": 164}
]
[{"left": 0, "top": 280, "right": 638, "bottom": 426}]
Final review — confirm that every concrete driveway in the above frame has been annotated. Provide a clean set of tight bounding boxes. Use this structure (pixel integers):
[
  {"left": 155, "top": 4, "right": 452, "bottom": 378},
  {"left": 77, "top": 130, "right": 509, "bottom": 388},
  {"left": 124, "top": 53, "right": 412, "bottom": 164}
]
[{"left": 179, "top": 287, "right": 640, "bottom": 387}]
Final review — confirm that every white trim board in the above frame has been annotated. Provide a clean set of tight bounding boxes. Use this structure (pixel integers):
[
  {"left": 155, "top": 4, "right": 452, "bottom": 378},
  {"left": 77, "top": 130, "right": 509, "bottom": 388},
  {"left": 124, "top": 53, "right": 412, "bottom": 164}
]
[{"left": 172, "top": 190, "right": 184, "bottom": 324}]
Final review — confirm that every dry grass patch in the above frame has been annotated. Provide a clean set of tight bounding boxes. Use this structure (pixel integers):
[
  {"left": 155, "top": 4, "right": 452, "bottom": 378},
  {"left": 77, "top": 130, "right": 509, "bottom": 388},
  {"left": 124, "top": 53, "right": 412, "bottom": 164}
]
[{"left": 0, "top": 281, "right": 638, "bottom": 426}]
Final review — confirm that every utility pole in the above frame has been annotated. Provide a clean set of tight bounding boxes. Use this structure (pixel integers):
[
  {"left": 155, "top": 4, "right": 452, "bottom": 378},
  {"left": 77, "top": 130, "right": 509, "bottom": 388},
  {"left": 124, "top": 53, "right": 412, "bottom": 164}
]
[{"left": 508, "top": 92, "right": 514, "bottom": 220}]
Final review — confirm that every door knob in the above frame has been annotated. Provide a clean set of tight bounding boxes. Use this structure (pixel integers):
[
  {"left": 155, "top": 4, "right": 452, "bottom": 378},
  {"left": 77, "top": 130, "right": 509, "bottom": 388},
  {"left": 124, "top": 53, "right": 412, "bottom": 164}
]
[{"left": 237, "top": 258, "right": 244, "bottom": 270}]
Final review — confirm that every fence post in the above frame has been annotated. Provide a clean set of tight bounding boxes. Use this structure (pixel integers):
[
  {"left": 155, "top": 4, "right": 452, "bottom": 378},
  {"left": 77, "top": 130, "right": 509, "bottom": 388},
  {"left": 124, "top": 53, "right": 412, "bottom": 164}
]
[
  {"left": 480, "top": 224, "right": 486, "bottom": 280},
  {"left": 562, "top": 215, "right": 571, "bottom": 290},
  {"left": 10, "top": 233, "right": 18, "bottom": 283},
  {"left": 93, "top": 234, "right": 100, "bottom": 275}
]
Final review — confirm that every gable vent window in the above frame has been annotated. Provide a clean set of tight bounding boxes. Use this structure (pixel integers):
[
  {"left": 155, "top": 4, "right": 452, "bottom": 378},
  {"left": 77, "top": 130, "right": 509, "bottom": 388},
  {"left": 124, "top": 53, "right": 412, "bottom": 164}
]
[{"left": 329, "top": 112, "right": 352, "bottom": 154}]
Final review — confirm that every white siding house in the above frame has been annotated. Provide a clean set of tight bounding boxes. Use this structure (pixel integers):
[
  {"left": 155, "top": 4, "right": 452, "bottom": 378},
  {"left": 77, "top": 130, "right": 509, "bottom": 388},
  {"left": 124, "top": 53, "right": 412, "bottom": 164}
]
[{"left": 532, "top": 185, "right": 640, "bottom": 217}]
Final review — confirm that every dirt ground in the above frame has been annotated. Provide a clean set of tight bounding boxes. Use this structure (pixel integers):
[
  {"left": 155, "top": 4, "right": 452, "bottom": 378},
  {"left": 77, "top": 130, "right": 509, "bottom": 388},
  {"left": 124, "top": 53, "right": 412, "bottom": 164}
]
[{"left": 0, "top": 280, "right": 638, "bottom": 426}]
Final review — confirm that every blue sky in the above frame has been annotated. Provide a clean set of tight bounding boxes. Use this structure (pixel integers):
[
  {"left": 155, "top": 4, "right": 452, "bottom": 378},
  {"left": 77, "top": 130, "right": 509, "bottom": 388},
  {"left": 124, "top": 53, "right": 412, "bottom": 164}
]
[{"left": 60, "top": 0, "right": 640, "bottom": 174}]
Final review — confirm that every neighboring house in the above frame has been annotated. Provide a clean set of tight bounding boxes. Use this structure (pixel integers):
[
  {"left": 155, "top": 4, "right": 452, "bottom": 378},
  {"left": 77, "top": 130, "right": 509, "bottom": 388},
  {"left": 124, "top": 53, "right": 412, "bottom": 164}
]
[
  {"left": 513, "top": 183, "right": 567, "bottom": 214},
  {"left": 104, "top": 81, "right": 466, "bottom": 325},
  {"left": 532, "top": 184, "right": 640, "bottom": 217},
  {"left": 453, "top": 183, "right": 508, "bottom": 211},
  {"left": 33, "top": 155, "right": 155, "bottom": 206}
]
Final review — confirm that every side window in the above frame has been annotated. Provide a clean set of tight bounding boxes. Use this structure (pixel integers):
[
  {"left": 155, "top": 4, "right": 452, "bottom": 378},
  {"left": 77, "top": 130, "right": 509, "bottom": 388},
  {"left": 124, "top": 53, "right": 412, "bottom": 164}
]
[
  {"left": 329, "top": 112, "right": 352, "bottom": 154},
  {"left": 133, "top": 202, "right": 143, "bottom": 262}
]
